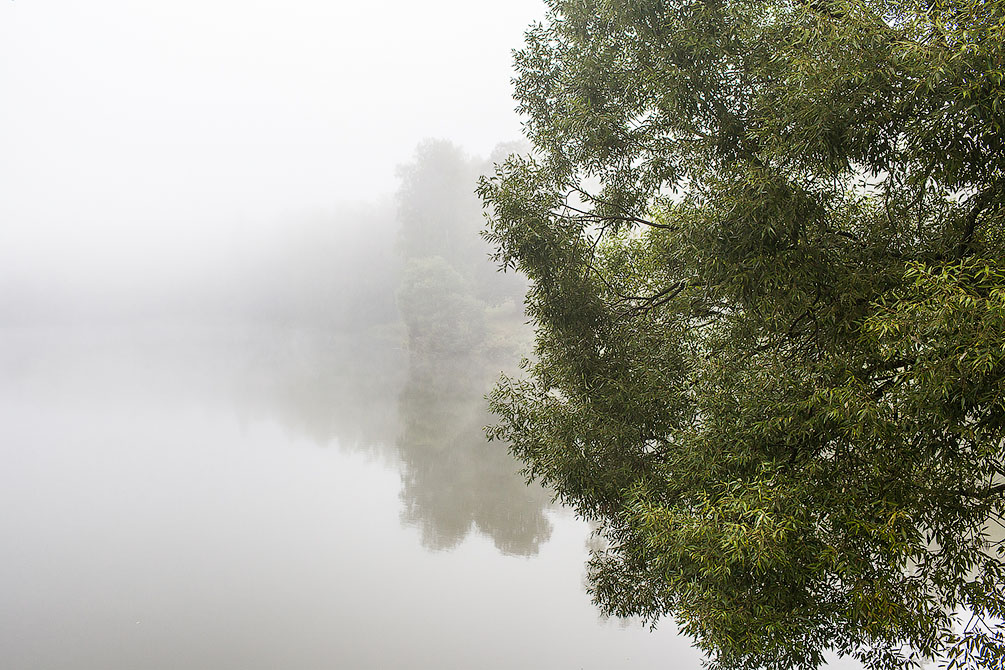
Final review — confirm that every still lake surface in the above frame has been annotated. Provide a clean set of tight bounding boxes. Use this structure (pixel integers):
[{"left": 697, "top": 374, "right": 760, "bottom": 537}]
[{"left": 1, "top": 321, "right": 711, "bottom": 669}]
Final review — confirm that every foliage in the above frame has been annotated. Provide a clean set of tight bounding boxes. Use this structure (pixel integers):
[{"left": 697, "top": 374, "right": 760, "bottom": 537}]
[
  {"left": 392, "top": 140, "right": 553, "bottom": 557},
  {"left": 477, "top": 0, "right": 1005, "bottom": 668},
  {"left": 396, "top": 139, "right": 527, "bottom": 306},
  {"left": 397, "top": 140, "right": 488, "bottom": 271},
  {"left": 396, "top": 256, "right": 487, "bottom": 356}
]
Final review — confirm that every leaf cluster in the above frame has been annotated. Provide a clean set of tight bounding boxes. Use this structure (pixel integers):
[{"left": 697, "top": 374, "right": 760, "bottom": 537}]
[{"left": 479, "top": 0, "right": 1005, "bottom": 668}]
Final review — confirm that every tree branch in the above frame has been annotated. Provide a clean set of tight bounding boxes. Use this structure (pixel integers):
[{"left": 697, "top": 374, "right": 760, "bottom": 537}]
[
  {"left": 980, "top": 482, "right": 1005, "bottom": 499},
  {"left": 561, "top": 203, "right": 674, "bottom": 230},
  {"left": 615, "top": 279, "right": 695, "bottom": 321},
  {"left": 957, "top": 182, "right": 1002, "bottom": 258}
]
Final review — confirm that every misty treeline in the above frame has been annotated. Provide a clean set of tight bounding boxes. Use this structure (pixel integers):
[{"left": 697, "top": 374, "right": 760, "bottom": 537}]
[
  {"left": 0, "top": 140, "right": 521, "bottom": 334},
  {"left": 234, "top": 138, "right": 553, "bottom": 555},
  {"left": 394, "top": 141, "right": 552, "bottom": 555},
  {"left": 0, "top": 137, "right": 553, "bottom": 556},
  {"left": 392, "top": 140, "right": 551, "bottom": 555},
  {"left": 229, "top": 138, "right": 526, "bottom": 335}
]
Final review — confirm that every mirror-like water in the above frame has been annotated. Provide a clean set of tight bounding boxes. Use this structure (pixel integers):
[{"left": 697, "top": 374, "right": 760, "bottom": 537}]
[{"left": 0, "top": 322, "right": 705, "bottom": 669}]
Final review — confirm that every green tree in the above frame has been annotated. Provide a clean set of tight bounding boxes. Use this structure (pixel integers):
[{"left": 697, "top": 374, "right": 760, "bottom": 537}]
[
  {"left": 397, "top": 140, "right": 486, "bottom": 271},
  {"left": 396, "top": 139, "right": 528, "bottom": 306},
  {"left": 396, "top": 256, "right": 487, "bottom": 356},
  {"left": 478, "top": 1, "right": 1005, "bottom": 668}
]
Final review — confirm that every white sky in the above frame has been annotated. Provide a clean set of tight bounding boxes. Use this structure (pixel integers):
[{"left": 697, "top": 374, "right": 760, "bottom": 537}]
[{"left": 0, "top": 0, "right": 545, "bottom": 295}]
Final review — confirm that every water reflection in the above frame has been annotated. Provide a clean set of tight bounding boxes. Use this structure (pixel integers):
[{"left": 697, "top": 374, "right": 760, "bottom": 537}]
[
  {"left": 232, "top": 326, "right": 406, "bottom": 453},
  {"left": 398, "top": 344, "right": 552, "bottom": 555},
  {"left": 0, "top": 135, "right": 703, "bottom": 668},
  {"left": 229, "top": 318, "right": 552, "bottom": 556}
]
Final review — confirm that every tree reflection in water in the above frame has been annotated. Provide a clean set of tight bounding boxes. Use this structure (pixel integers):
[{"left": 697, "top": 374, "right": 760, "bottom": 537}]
[
  {"left": 232, "top": 317, "right": 552, "bottom": 557},
  {"left": 234, "top": 138, "right": 551, "bottom": 556},
  {"left": 397, "top": 345, "right": 552, "bottom": 556}
]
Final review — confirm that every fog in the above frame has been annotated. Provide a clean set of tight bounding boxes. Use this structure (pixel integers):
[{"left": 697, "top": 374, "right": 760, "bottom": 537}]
[
  {"left": 0, "top": 0, "right": 539, "bottom": 317},
  {"left": 0, "top": 3, "right": 870, "bottom": 669},
  {"left": 0, "top": 2, "right": 710, "bottom": 668}
]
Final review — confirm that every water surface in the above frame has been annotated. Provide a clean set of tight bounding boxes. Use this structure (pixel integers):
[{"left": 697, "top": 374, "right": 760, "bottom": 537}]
[{"left": 0, "top": 322, "right": 706, "bottom": 669}]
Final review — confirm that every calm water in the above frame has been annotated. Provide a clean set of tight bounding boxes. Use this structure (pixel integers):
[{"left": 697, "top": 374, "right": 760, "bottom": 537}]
[{"left": 0, "top": 322, "right": 707, "bottom": 669}]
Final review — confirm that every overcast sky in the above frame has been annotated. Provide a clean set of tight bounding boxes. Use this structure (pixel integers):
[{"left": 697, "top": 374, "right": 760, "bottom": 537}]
[{"left": 0, "top": 0, "right": 545, "bottom": 301}]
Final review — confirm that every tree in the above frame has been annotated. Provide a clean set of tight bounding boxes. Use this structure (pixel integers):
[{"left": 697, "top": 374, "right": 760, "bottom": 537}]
[
  {"left": 477, "top": 1, "right": 1005, "bottom": 668},
  {"left": 397, "top": 256, "right": 487, "bottom": 356},
  {"left": 392, "top": 141, "right": 553, "bottom": 556},
  {"left": 397, "top": 140, "right": 487, "bottom": 272},
  {"left": 396, "top": 139, "right": 528, "bottom": 305}
]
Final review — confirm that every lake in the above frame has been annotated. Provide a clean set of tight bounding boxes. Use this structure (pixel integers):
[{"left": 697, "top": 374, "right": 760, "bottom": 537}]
[{"left": 0, "top": 321, "right": 712, "bottom": 669}]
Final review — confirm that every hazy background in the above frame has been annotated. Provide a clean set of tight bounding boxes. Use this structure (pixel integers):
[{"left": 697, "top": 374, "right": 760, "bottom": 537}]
[
  {"left": 0, "top": 2, "right": 712, "bottom": 668},
  {"left": 0, "top": 0, "right": 543, "bottom": 320},
  {"left": 0, "top": 3, "right": 865, "bottom": 668}
]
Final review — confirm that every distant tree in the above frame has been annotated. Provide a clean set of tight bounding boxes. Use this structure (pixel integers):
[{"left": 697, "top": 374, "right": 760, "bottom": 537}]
[
  {"left": 478, "top": 1, "right": 1005, "bottom": 669},
  {"left": 396, "top": 140, "right": 486, "bottom": 271},
  {"left": 396, "top": 139, "right": 527, "bottom": 306},
  {"left": 396, "top": 256, "right": 486, "bottom": 357}
]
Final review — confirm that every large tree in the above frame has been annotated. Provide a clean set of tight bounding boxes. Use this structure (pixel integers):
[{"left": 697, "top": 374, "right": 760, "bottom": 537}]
[{"left": 478, "top": 1, "right": 1005, "bottom": 668}]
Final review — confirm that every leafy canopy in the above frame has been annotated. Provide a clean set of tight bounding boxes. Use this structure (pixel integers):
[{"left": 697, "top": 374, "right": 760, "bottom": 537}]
[{"left": 478, "top": 0, "right": 1005, "bottom": 668}]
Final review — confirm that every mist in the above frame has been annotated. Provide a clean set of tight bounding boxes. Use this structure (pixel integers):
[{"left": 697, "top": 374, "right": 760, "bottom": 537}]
[
  {"left": 0, "top": 3, "right": 889, "bottom": 668},
  {"left": 0, "top": 0, "right": 540, "bottom": 321},
  {"left": 0, "top": 2, "right": 715, "bottom": 668}
]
